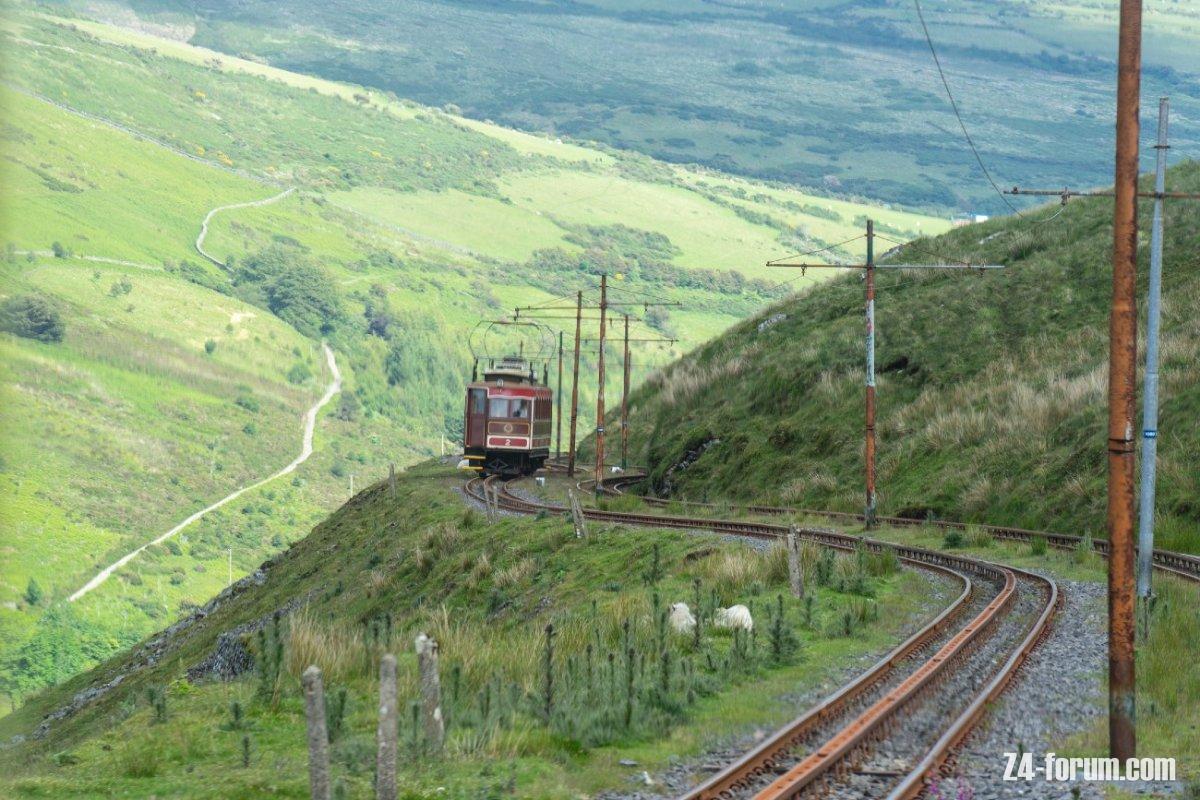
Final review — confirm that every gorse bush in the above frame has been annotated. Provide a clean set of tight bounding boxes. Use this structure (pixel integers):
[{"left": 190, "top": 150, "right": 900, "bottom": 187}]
[{"left": 0, "top": 294, "right": 64, "bottom": 343}]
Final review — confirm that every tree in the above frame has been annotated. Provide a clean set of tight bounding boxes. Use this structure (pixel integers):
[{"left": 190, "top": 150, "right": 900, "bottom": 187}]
[
  {"left": 0, "top": 295, "right": 65, "bottom": 343},
  {"left": 24, "top": 578, "right": 43, "bottom": 606},
  {"left": 335, "top": 391, "right": 360, "bottom": 422}
]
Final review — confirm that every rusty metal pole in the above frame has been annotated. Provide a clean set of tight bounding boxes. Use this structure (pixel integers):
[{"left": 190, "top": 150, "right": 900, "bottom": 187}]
[
  {"left": 556, "top": 331, "right": 564, "bottom": 462},
  {"left": 567, "top": 291, "right": 583, "bottom": 477},
  {"left": 864, "top": 220, "right": 878, "bottom": 528},
  {"left": 621, "top": 314, "right": 631, "bottom": 471},
  {"left": 1107, "top": 0, "right": 1141, "bottom": 762},
  {"left": 594, "top": 274, "right": 608, "bottom": 493}
]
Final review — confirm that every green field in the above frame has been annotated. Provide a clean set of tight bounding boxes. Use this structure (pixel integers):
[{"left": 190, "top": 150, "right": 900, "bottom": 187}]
[
  {"left": 93, "top": 0, "right": 1200, "bottom": 211},
  {"left": 0, "top": 0, "right": 947, "bottom": 708}
]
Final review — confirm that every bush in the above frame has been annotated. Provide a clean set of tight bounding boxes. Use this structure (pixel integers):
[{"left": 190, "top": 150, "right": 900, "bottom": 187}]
[
  {"left": 50, "top": 241, "right": 67, "bottom": 258},
  {"left": 287, "top": 362, "right": 312, "bottom": 385},
  {"left": 204, "top": 338, "right": 217, "bottom": 355},
  {"left": 965, "top": 525, "right": 993, "bottom": 548},
  {"left": 1030, "top": 536, "right": 1048, "bottom": 556},
  {"left": 0, "top": 295, "right": 65, "bottom": 342},
  {"left": 942, "top": 531, "right": 964, "bottom": 549},
  {"left": 24, "top": 578, "right": 43, "bottom": 606},
  {"left": 235, "top": 394, "right": 260, "bottom": 413}
]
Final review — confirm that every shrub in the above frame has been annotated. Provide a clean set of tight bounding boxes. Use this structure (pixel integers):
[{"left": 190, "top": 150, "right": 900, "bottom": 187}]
[
  {"left": 942, "top": 531, "right": 964, "bottom": 549},
  {"left": 51, "top": 241, "right": 67, "bottom": 258},
  {"left": 1030, "top": 536, "right": 1048, "bottom": 556},
  {"left": 0, "top": 295, "right": 65, "bottom": 342},
  {"left": 965, "top": 525, "right": 993, "bottom": 548},
  {"left": 1073, "top": 532, "right": 1096, "bottom": 564},
  {"left": 287, "top": 362, "right": 312, "bottom": 384},
  {"left": 24, "top": 578, "right": 43, "bottom": 606},
  {"left": 204, "top": 339, "right": 217, "bottom": 355},
  {"left": 235, "top": 394, "right": 260, "bottom": 413}
]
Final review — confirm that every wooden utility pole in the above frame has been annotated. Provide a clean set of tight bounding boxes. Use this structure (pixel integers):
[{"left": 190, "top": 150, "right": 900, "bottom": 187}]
[
  {"left": 1107, "top": 0, "right": 1142, "bottom": 762},
  {"left": 556, "top": 331, "right": 564, "bottom": 462},
  {"left": 767, "top": 220, "right": 1002, "bottom": 528},
  {"left": 621, "top": 314, "right": 631, "bottom": 471},
  {"left": 567, "top": 291, "right": 583, "bottom": 477},
  {"left": 594, "top": 274, "right": 608, "bottom": 492}
]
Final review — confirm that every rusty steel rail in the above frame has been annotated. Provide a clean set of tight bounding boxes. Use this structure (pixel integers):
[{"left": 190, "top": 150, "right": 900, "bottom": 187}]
[
  {"left": 888, "top": 575, "right": 1060, "bottom": 799},
  {"left": 681, "top": 563, "right": 975, "bottom": 799},
  {"left": 465, "top": 475, "right": 1060, "bottom": 798},
  {"left": 597, "top": 474, "right": 1200, "bottom": 584},
  {"left": 752, "top": 569, "right": 1020, "bottom": 800}
]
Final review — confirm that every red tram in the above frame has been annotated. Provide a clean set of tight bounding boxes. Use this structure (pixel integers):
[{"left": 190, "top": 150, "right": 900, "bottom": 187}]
[{"left": 462, "top": 356, "right": 552, "bottom": 476}]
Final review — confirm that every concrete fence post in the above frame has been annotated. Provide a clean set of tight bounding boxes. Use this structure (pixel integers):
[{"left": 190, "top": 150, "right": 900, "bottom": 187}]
[
  {"left": 376, "top": 654, "right": 398, "bottom": 800},
  {"left": 415, "top": 633, "right": 444, "bottom": 752},
  {"left": 787, "top": 527, "right": 804, "bottom": 600},
  {"left": 302, "top": 665, "right": 331, "bottom": 800}
]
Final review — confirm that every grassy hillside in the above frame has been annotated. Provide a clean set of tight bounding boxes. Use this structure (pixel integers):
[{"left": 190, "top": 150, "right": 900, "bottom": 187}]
[
  {"left": 0, "top": 0, "right": 947, "bottom": 707},
  {"left": 0, "top": 464, "right": 943, "bottom": 798},
  {"left": 613, "top": 161, "right": 1200, "bottom": 554},
  {"left": 91, "top": 0, "right": 1200, "bottom": 212}
]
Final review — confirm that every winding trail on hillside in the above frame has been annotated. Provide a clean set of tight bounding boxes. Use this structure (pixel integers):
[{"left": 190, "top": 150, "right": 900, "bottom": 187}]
[
  {"left": 67, "top": 343, "right": 341, "bottom": 603},
  {"left": 195, "top": 187, "right": 296, "bottom": 267}
]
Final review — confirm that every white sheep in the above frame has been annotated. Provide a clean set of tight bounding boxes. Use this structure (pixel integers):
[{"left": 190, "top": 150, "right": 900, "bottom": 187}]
[
  {"left": 668, "top": 602, "right": 696, "bottom": 634},
  {"left": 713, "top": 604, "right": 753, "bottom": 631}
]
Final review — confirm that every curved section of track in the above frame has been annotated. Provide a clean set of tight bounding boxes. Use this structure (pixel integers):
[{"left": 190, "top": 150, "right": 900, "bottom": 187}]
[
  {"left": 464, "top": 475, "right": 1059, "bottom": 799},
  {"left": 590, "top": 473, "right": 1200, "bottom": 584}
]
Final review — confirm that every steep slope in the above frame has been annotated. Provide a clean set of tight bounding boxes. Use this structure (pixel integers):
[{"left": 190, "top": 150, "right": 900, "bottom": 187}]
[
  {"left": 615, "top": 162, "right": 1200, "bottom": 554},
  {"left": 0, "top": 465, "right": 940, "bottom": 798},
  {"left": 0, "top": 2, "right": 948, "bottom": 705}
]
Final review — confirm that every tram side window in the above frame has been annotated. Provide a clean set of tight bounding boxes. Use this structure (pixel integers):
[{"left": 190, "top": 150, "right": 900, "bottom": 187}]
[
  {"left": 470, "top": 389, "right": 486, "bottom": 415},
  {"left": 511, "top": 399, "right": 529, "bottom": 418},
  {"left": 489, "top": 398, "right": 508, "bottom": 418}
]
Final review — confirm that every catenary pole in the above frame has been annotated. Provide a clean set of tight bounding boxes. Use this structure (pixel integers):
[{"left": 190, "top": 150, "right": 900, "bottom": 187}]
[
  {"left": 1137, "top": 97, "right": 1169, "bottom": 604},
  {"left": 622, "top": 314, "right": 631, "bottom": 471},
  {"left": 1107, "top": 0, "right": 1142, "bottom": 762},
  {"left": 594, "top": 274, "right": 608, "bottom": 492},
  {"left": 568, "top": 292, "right": 583, "bottom": 477},
  {"left": 865, "top": 220, "right": 877, "bottom": 527},
  {"left": 556, "top": 331, "right": 564, "bottom": 462},
  {"left": 767, "top": 220, "right": 1001, "bottom": 530}
]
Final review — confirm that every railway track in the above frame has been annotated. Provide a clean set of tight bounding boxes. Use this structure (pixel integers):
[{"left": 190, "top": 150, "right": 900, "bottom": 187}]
[
  {"left": 463, "top": 475, "right": 1059, "bottom": 799},
  {"left": 584, "top": 473, "right": 1200, "bottom": 584}
]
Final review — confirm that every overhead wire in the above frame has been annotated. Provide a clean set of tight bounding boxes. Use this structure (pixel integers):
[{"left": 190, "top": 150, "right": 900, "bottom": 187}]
[{"left": 912, "top": 0, "right": 1023, "bottom": 217}]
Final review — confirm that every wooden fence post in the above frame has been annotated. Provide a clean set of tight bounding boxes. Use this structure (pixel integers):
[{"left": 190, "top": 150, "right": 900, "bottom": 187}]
[
  {"left": 415, "top": 633, "right": 444, "bottom": 752},
  {"left": 302, "top": 665, "right": 332, "bottom": 800},
  {"left": 388, "top": 463, "right": 396, "bottom": 496},
  {"left": 787, "top": 527, "right": 804, "bottom": 600},
  {"left": 376, "top": 654, "right": 397, "bottom": 800},
  {"left": 567, "top": 489, "right": 587, "bottom": 538}
]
